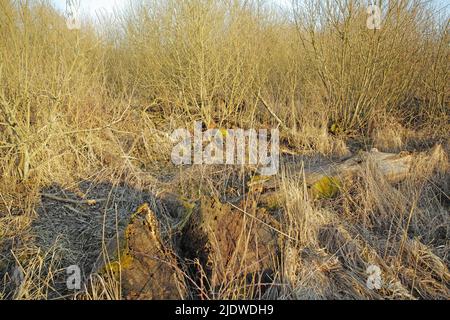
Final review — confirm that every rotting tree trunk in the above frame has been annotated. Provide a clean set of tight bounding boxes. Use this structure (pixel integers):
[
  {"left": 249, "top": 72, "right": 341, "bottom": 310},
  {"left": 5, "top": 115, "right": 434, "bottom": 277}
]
[
  {"left": 180, "top": 197, "right": 280, "bottom": 299},
  {"left": 252, "top": 145, "right": 445, "bottom": 199},
  {"left": 94, "top": 204, "right": 187, "bottom": 300},
  {"left": 93, "top": 196, "right": 281, "bottom": 299}
]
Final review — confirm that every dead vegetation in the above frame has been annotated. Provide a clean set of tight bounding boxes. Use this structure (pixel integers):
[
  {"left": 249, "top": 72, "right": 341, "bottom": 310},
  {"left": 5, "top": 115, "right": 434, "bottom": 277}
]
[{"left": 0, "top": 0, "right": 449, "bottom": 300}]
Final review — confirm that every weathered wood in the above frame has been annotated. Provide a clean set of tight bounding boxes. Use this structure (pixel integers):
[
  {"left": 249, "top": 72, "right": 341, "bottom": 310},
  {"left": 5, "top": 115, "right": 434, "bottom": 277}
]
[
  {"left": 94, "top": 204, "right": 187, "bottom": 300},
  {"left": 253, "top": 148, "right": 423, "bottom": 192}
]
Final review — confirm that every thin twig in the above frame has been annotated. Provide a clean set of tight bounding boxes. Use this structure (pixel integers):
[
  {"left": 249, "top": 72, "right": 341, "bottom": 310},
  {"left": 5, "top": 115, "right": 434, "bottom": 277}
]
[
  {"left": 41, "top": 193, "right": 106, "bottom": 206},
  {"left": 257, "top": 93, "right": 289, "bottom": 131}
]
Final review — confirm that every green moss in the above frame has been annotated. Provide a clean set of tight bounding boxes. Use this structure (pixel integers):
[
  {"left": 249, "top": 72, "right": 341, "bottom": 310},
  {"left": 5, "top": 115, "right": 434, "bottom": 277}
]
[
  {"left": 329, "top": 123, "right": 342, "bottom": 135},
  {"left": 175, "top": 197, "right": 196, "bottom": 231},
  {"left": 248, "top": 175, "right": 270, "bottom": 186},
  {"left": 102, "top": 250, "right": 133, "bottom": 278},
  {"left": 100, "top": 219, "right": 136, "bottom": 277},
  {"left": 311, "top": 176, "right": 341, "bottom": 199}
]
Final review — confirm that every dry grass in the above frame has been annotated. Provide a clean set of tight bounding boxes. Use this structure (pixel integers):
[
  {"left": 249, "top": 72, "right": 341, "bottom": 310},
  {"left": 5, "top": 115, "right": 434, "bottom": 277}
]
[
  {"left": 277, "top": 145, "right": 449, "bottom": 299},
  {"left": 0, "top": 0, "right": 448, "bottom": 300}
]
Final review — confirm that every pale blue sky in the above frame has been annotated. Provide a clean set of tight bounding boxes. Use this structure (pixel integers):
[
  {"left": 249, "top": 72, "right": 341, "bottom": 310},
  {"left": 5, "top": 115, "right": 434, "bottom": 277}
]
[
  {"left": 50, "top": 0, "right": 448, "bottom": 19},
  {"left": 51, "top": 0, "right": 293, "bottom": 15},
  {"left": 51, "top": 0, "right": 129, "bottom": 18}
]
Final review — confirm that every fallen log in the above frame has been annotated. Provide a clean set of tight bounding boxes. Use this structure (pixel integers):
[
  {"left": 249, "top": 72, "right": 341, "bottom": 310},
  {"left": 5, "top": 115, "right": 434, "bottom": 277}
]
[{"left": 252, "top": 145, "right": 444, "bottom": 198}]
